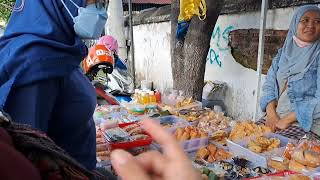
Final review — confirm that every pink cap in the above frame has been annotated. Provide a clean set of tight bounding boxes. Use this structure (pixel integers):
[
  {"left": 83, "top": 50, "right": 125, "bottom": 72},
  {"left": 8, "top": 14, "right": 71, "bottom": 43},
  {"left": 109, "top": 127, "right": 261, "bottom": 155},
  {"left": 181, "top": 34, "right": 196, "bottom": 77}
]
[{"left": 97, "top": 35, "right": 119, "bottom": 55}]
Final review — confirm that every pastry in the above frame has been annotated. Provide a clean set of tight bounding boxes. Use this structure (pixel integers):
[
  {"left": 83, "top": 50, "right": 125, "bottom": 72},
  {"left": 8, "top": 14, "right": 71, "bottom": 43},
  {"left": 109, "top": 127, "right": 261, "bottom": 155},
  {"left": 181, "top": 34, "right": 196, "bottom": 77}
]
[
  {"left": 180, "top": 132, "right": 190, "bottom": 141},
  {"left": 195, "top": 147, "right": 209, "bottom": 160},
  {"left": 267, "top": 159, "right": 289, "bottom": 171},
  {"left": 207, "top": 144, "right": 217, "bottom": 155},
  {"left": 289, "top": 160, "right": 306, "bottom": 172},
  {"left": 190, "top": 130, "right": 198, "bottom": 139}
]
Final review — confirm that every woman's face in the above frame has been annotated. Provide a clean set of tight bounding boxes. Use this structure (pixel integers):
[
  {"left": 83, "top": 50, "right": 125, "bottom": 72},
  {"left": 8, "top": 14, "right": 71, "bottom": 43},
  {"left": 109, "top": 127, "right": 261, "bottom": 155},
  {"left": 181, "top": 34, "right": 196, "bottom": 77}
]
[{"left": 297, "top": 10, "right": 320, "bottom": 42}]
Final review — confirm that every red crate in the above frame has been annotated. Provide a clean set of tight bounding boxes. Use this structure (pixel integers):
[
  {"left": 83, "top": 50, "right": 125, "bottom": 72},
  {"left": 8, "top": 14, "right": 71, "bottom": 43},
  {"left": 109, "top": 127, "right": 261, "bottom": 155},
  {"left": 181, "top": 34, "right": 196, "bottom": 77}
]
[{"left": 109, "top": 122, "right": 153, "bottom": 150}]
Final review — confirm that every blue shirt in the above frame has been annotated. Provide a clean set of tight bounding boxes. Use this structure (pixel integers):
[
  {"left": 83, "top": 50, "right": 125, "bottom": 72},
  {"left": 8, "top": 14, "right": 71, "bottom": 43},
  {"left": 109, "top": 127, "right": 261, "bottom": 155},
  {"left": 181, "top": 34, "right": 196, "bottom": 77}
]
[{"left": 260, "top": 49, "right": 320, "bottom": 132}]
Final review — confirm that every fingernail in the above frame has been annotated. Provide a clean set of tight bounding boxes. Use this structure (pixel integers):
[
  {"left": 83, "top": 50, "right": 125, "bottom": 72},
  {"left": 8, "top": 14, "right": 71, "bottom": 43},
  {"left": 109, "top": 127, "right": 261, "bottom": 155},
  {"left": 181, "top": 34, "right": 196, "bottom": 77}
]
[{"left": 111, "top": 150, "right": 130, "bottom": 166}]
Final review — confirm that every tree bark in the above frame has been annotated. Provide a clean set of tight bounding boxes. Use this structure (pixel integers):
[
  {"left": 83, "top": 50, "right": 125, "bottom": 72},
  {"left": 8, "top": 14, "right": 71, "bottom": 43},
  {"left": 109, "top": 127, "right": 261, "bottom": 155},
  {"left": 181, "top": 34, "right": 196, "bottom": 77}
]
[{"left": 171, "top": 0, "right": 224, "bottom": 100}]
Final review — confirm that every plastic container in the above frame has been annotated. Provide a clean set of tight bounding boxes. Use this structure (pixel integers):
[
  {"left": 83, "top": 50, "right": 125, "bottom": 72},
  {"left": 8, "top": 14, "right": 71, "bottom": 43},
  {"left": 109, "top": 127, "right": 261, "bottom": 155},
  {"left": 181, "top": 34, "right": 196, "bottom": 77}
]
[
  {"left": 155, "top": 115, "right": 189, "bottom": 132},
  {"left": 227, "top": 133, "right": 292, "bottom": 168},
  {"left": 158, "top": 101, "right": 203, "bottom": 114},
  {"left": 153, "top": 136, "right": 208, "bottom": 153},
  {"left": 152, "top": 124, "right": 209, "bottom": 153},
  {"left": 108, "top": 122, "right": 153, "bottom": 150}
]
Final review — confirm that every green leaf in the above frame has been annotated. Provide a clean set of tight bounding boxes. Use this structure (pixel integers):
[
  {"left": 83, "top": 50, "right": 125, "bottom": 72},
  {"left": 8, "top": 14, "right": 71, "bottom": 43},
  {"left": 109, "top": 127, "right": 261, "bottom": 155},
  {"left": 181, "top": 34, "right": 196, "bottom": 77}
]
[{"left": 0, "top": 0, "right": 15, "bottom": 23}]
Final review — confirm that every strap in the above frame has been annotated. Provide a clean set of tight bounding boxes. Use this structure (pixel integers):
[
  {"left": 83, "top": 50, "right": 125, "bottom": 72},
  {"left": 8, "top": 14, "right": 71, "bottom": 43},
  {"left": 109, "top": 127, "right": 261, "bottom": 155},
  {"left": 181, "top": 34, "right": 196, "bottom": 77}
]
[{"left": 60, "top": 0, "right": 79, "bottom": 20}]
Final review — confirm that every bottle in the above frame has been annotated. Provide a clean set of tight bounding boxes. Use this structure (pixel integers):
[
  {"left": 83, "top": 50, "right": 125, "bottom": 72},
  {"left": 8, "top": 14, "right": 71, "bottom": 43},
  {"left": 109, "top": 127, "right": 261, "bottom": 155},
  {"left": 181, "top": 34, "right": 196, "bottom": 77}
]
[
  {"left": 149, "top": 91, "right": 157, "bottom": 103},
  {"left": 155, "top": 90, "right": 161, "bottom": 103},
  {"left": 141, "top": 92, "right": 149, "bottom": 104}
]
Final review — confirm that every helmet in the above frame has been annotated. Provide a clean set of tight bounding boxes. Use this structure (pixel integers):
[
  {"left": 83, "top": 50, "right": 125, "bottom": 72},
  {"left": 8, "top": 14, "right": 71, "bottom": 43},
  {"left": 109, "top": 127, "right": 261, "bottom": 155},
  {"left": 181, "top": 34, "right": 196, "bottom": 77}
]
[
  {"left": 82, "top": 45, "right": 115, "bottom": 80},
  {"left": 97, "top": 35, "right": 119, "bottom": 55}
]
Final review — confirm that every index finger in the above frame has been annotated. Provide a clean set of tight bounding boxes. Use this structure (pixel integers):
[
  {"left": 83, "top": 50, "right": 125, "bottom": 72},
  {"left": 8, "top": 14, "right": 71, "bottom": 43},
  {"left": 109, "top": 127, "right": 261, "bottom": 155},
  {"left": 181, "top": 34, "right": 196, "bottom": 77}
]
[{"left": 140, "top": 118, "right": 188, "bottom": 160}]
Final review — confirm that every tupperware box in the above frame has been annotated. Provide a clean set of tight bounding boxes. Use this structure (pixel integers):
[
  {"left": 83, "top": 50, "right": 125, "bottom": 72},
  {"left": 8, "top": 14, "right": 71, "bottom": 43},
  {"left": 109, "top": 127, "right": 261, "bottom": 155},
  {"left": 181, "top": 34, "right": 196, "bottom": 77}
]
[
  {"left": 152, "top": 125, "right": 209, "bottom": 153},
  {"left": 155, "top": 115, "right": 190, "bottom": 132},
  {"left": 227, "top": 133, "right": 293, "bottom": 168},
  {"left": 107, "top": 122, "right": 153, "bottom": 150},
  {"left": 153, "top": 136, "right": 208, "bottom": 153}
]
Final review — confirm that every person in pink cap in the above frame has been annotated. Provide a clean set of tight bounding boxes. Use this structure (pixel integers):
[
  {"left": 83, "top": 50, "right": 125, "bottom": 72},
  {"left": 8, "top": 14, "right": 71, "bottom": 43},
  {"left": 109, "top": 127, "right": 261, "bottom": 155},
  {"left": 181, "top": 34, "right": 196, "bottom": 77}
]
[{"left": 97, "top": 35, "right": 127, "bottom": 70}]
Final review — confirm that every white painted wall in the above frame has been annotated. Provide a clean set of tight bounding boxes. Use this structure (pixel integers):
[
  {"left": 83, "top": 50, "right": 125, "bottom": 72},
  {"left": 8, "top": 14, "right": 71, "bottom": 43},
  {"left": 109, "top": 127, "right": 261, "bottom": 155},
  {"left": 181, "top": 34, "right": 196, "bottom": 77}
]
[
  {"left": 132, "top": 6, "right": 306, "bottom": 120},
  {"left": 133, "top": 22, "right": 173, "bottom": 92}
]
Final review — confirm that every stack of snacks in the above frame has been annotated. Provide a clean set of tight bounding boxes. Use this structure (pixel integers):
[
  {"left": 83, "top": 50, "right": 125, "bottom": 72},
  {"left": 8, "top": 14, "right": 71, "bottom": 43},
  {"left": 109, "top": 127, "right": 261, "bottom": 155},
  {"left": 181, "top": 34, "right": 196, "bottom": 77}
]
[
  {"left": 195, "top": 144, "right": 233, "bottom": 163},
  {"left": 174, "top": 108, "right": 206, "bottom": 123},
  {"left": 229, "top": 121, "right": 271, "bottom": 142},
  {"left": 174, "top": 126, "right": 208, "bottom": 141},
  {"left": 197, "top": 111, "right": 230, "bottom": 133},
  {"left": 287, "top": 139, "right": 320, "bottom": 172},
  {"left": 210, "top": 130, "right": 229, "bottom": 146},
  {"left": 248, "top": 136, "right": 281, "bottom": 153}
]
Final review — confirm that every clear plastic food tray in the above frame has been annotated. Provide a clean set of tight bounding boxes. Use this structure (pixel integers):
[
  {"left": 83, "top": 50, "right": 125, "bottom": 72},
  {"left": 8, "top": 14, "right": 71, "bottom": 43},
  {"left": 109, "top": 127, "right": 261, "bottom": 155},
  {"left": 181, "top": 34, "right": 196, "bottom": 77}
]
[
  {"left": 227, "top": 133, "right": 293, "bottom": 168},
  {"left": 155, "top": 115, "right": 190, "bottom": 132}
]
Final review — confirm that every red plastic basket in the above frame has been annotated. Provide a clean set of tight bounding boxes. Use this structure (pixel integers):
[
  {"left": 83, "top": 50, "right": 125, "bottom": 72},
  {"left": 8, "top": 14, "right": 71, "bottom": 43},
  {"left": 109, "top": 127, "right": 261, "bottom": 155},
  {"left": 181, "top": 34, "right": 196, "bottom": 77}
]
[{"left": 109, "top": 122, "right": 153, "bottom": 150}]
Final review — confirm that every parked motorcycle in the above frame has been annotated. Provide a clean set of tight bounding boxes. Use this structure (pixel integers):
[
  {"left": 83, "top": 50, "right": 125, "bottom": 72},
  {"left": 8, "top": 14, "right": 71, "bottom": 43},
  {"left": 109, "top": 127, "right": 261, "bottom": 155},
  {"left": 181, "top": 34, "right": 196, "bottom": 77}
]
[{"left": 82, "top": 36, "right": 134, "bottom": 105}]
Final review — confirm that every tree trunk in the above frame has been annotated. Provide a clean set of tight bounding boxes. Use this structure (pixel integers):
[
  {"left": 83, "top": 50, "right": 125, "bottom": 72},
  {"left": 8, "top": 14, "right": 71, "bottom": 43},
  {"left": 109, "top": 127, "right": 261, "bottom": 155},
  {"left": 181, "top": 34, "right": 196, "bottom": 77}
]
[{"left": 171, "top": 0, "right": 224, "bottom": 101}]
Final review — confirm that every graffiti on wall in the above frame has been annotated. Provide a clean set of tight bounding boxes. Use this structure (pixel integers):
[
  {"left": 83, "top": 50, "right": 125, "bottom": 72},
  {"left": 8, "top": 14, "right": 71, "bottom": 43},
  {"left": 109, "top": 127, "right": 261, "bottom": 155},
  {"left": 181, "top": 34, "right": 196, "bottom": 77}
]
[{"left": 207, "top": 25, "right": 234, "bottom": 67}]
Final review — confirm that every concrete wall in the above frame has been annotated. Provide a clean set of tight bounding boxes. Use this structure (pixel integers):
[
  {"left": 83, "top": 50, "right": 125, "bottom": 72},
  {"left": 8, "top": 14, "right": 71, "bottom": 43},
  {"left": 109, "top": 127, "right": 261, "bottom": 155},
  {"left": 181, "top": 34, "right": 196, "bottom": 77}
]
[
  {"left": 132, "top": 6, "right": 306, "bottom": 120},
  {"left": 133, "top": 22, "right": 173, "bottom": 92}
]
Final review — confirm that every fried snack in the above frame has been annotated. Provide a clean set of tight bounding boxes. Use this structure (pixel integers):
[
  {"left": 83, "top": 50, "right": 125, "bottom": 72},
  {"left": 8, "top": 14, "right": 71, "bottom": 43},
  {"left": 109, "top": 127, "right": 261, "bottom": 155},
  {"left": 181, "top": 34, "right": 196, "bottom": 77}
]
[
  {"left": 180, "top": 132, "right": 190, "bottom": 141},
  {"left": 128, "top": 127, "right": 144, "bottom": 135},
  {"left": 268, "top": 138, "right": 281, "bottom": 151},
  {"left": 248, "top": 144, "right": 263, "bottom": 153},
  {"left": 97, "top": 151, "right": 110, "bottom": 156},
  {"left": 289, "top": 160, "right": 306, "bottom": 173},
  {"left": 190, "top": 130, "right": 199, "bottom": 139},
  {"left": 122, "top": 124, "right": 139, "bottom": 132},
  {"left": 283, "top": 143, "right": 296, "bottom": 160},
  {"left": 247, "top": 136, "right": 281, "bottom": 153},
  {"left": 207, "top": 144, "right": 217, "bottom": 155},
  {"left": 207, "top": 154, "right": 216, "bottom": 163},
  {"left": 200, "top": 131, "right": 208, "bottom": 138},
  {"left": 267, "top": 158, "right": 289, "bottom": 172},
  {"left": 229, "top": 121, "right": 271, "bottom": 141},
  {"left": 214, "top": 149, "right": 233, "bottom": 161},
  {"left": 174, "top": 126, "right": 208, "bottom": 141},
  {"left": 197, "top": 111, "right": 230, "bottom": 133},
  {"left": 195, "top": 147, "right": 210, "bottom": 160},
  {"left": 195, "top": 144, "right": 232, "bottom": 163}
]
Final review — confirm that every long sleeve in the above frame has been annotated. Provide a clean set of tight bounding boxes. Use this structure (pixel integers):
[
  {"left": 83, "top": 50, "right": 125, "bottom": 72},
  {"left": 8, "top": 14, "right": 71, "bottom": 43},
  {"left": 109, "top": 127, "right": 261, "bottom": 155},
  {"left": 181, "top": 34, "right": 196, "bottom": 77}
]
[
  {"left": 294, "top": 56, "right": 320, "bottom": 132},
  {"left": 260, "top": 49, "right": 282, "bottom": 112}
]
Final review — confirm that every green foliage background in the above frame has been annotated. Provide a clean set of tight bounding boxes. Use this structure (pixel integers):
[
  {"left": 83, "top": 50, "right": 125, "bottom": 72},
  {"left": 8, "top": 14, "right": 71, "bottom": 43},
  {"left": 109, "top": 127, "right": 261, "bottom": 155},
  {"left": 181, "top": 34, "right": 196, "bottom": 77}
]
[{"left": 0, "top": 0, "right": 15, "bottom": 23}]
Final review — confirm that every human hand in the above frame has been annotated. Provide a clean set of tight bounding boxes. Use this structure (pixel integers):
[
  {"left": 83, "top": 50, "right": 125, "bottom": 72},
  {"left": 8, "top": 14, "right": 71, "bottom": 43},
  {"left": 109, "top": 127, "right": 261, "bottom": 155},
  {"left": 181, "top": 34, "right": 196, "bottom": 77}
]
[
  {"left": 275, "top": 119, "right": 292, "bottom": 130},
  {"left": 110, "top": 119, "right": 201, "bottom": 180},
  {"left": 265, "top": 115, "right": 279, "bottom": 132}
]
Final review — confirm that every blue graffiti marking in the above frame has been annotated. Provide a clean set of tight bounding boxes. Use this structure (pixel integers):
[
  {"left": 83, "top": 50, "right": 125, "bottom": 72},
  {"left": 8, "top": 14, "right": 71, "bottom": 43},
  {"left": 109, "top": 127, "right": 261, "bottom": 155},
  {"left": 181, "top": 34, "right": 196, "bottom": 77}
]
[
  {"left": 207, "top": 48, "right": 222, "bottom": 67},
  {"left": 212, "top": 25, "right": 234, "bottom": 51}
]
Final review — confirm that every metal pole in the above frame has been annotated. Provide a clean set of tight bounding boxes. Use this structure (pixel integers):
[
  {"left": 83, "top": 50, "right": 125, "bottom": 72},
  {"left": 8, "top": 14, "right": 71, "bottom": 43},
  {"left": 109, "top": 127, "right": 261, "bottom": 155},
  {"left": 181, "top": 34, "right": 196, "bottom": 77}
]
[
  {"left": 128, "top": 0, "right": 136, "bottom": 88},
  {"left": 253, "top": 0, "right": 268, "bottom": 121}
]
